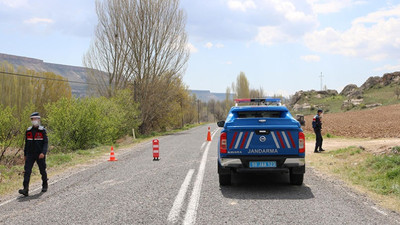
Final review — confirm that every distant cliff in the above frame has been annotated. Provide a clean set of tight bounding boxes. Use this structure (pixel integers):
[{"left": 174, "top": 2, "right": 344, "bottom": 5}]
[
  {"left": 189, "top": 90, "right": 233, "bottom": 102},
  {"left": 0, "top": 53, "right": 88, "bottom": 97},
  {"left": 1, "top": 53, "right": 235, "bottom": 102}
]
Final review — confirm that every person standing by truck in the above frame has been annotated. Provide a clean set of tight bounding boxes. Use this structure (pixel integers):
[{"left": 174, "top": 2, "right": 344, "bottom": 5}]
[
  {"left": 312, "top": 109, "right": 325, "bottom": 153},
  {"left": 19, "top": 112, "right": 49, "bottom": 196}
]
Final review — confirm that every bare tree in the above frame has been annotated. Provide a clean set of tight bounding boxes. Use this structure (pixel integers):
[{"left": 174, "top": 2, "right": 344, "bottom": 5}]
[
  {"left": 224, "top": 87, "right": 232, "bottom": 114},
  {"left": 84, "top": 0, "right": 190, "bottom": 133},
  {"left": 123, "top": 0, "right": 189, "bottom": 133},
  {"left": 250, "top": 87, "right": 264, "bottom": 98},
  {"left": 84, "top": 0, "right": 133, "bottom": 97}
]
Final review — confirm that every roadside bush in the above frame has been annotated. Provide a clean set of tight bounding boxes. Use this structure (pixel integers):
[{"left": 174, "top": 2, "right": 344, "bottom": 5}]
[
  {"left": 110, "top": 89, "right": 141, "bottom": 137},
  {"left": 391, "top": 146, "right": 400, "bottom": 154},
  {"left": 45, "top": 90, "right": 140, "bottom": 151},
  {"left": 0, "top": 106, "right": 18, "bottom": 162},
  {"left": 0, "top": 104, "right": 34, "bottom": 163}
]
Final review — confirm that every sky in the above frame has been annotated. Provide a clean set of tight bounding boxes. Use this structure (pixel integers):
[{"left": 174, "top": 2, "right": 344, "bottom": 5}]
[{"left": 1, "top": 0, "right": 400, "bottom": 96}]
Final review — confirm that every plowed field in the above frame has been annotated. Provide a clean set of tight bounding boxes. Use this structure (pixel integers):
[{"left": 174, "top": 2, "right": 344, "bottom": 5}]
[{"left": 303, "top": 104, "right": 400, "bottom": 138}]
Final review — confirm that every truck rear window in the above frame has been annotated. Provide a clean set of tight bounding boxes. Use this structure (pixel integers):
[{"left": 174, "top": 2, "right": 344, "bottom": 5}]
[{"left": 237, "top": 111, "right": 282, "bottom": 118}]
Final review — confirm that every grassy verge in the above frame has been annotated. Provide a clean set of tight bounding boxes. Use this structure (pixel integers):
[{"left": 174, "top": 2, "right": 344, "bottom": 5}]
[
  {"left": 307, "top": 146, "right": 400, "bottom": 213},
  {"left": 304, "top": 131, "right": 339, "bottom": 140},
  {"left": 0, "top": 123, "right": 206, "bottom": 197}
]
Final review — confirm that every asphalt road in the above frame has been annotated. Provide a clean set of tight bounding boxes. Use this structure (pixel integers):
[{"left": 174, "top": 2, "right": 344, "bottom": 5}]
[{"left": 1, "top": 124, "right": 399, "bottom": 225}]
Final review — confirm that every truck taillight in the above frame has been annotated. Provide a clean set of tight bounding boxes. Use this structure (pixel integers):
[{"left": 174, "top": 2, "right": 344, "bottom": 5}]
[
  {"left": 299, "top": 132, "right": 305, "bottom": 153},
  {"left": 220, "top": 132, "right": 227, "bottom": 154}
]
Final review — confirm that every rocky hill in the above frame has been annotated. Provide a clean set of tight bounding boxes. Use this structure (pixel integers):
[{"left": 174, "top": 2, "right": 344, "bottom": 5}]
[
  {"left": 0, "top": 53, "right": 88, "bottom": 97},
  {"left": 290, "top": 71, "right": 400, "bottom": 114}
]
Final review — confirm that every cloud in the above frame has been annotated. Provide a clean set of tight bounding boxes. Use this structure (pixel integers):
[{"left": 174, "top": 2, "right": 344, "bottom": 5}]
[
  {"left": 204, "top": 42, "right": 213, "bottom": 49},
  {"left": 374, "top": 63, "right": 400, "bottom": 72},
  {"left": 0, "top": 0, "right": 28, "bottom": 8},
  {"left": 252, "top": 0, "right": 318, "bottom": 45},
  {"left": 227, "top": 0, "right": 256, "bottom": 12},
  {"left": 203, "top": 42, "right": 225, "bottom": 49},
  {"left": 184, "top": 0, "right": 319, "bottom": 43},
  {"left": 24, "top": 17, "right": 54, "bottom": 24},
  {"left": 307, "top": 0, "right": 365, "bottom": 14},
  {"left": 226, "top": 61, "right": 233, "bottom": 65},
  {"left": 268, "top": 0, "right": 315, "bottom": 23},
  {"left": 254, "top": 26, "right": 292, "bottom": 45},
  {"left": 304, "top": 4, "right": 400, "bottom": 61},
  {"left": 0, "top": 0, "right": 96, "bottom": 37},
  {"left": 187, "top": 43, "right": 198, "bottom": 53},
  {"left": 300, "top": 54, "right": 320, "bottom": 62}
]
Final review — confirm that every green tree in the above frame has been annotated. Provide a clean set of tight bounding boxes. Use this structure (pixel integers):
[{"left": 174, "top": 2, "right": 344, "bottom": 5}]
[
  {"left": 0, "top": 61, "right": 71, "bottom": 115},
  {"left": 235, "top": 72, "right": 250, "bottom": 98}
]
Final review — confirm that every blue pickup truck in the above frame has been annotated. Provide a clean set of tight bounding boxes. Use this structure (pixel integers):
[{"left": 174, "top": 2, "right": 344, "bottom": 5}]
[{"left": 217, "top": 98, "right": 305, "bottom": 186}]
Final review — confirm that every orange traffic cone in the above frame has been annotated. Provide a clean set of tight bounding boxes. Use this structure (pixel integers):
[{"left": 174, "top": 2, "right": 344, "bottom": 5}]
[
  {"left": 207, "top": 127, "right": 212, "bottom": 141},
  {"left": 108, "top": 146, "right": 118, "bottom": 161}
]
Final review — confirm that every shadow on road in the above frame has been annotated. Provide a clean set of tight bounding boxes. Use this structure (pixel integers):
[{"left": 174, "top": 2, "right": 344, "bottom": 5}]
[
  {"left": 17, "top": 192, "right": 44, "bottom": 202},
  {"left": 220, "top": 173, "right": 314, "bottom": 200}
]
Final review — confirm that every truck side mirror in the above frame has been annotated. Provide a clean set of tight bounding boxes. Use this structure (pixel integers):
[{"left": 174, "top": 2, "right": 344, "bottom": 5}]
[
  {"left": 217, "top": 121, "right": 225, "bottom": 127},
  {"left": 296, "top": 114, "right": 305, "bottom": 126}
]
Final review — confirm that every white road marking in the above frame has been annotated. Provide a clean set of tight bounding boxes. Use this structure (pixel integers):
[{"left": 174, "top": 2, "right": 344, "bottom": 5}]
[
  {"left": 0, "top": 173, "right": 76, "bottom": 207},
  {"left": 0, "top": 198, "right": 16, "bottom": 207},
  {"left": 183, "top": 129, "right": 219, "bottom": 225},
  {"left": 0, "top": 140, "right": 156, "bottom": 208},
  {"left": 371, "top": 206, "right": 388, "bottom": 216},
  {"left": 167, "top": 169, "right": 195, "bottom": 223},
  {"left": 245, "top": 132, "right": 254, "bottom": 149},
  {"left": 200, "top": 142, "right": 206, "bottom": 150}
]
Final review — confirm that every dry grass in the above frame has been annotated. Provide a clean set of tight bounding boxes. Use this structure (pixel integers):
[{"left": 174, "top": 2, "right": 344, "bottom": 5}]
[{"left": 307, "top": 146, "right": 400, "bottom": 213}]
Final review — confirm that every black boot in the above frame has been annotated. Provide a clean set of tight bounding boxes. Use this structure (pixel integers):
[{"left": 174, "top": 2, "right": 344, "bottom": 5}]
[
  {"left": 319, "top": 148, "right": 325, "bottom": 152},
  {"left": 42, "top": 179, "right": 48, "bottom": 192},
  {"left": 18, "top": 187, "right": 29, "bottom": 196},
  {"left": 314, "top": 147, "right": 320, "bottom": 153}
]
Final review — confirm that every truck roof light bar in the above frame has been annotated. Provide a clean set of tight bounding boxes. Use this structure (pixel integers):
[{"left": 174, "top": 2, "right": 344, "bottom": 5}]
[{"left": 234, "top": 98, "right": 282, "bottom": 106}]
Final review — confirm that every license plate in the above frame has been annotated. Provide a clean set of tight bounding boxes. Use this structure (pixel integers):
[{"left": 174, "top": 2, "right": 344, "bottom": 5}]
[{"left": 249, "top": 161, "right": 276, "bottom": 168}]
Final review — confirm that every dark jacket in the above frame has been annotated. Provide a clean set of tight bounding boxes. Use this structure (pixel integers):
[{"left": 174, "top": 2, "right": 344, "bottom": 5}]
[
  {"left": 312, "top": 115, "right": 322, "bottom": 130},
  {"left": 24, "top": 126, "right": 48, "bottom": 156}
]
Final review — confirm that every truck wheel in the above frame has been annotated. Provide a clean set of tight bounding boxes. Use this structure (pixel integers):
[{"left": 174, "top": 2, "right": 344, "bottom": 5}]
[
  {"left": 289, "top": 172, "right": 304, "bottom": 185},
  {"left": 219, "top": 174, "right": 231, "bottom": 186},
  {"left": 218, "top": 162, "right": 231, "bottom": 185}
]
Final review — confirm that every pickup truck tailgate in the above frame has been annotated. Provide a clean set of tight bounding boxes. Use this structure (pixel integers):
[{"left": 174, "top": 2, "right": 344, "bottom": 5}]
[{"left": 226, "top": 128, "right": 299, "bottom": 155}]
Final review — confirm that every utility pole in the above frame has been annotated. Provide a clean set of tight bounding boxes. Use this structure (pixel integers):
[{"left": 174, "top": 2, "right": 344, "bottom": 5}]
[{"left": 319, "top": 72, "right": 324, "bottom": 91}]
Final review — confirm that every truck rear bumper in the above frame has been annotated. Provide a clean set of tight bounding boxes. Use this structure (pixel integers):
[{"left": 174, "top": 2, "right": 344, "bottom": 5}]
[
  {"left": 219, "top": 157, "right": 305, "bottom": 174},
  {"left": 236, "top": 168, "right": 290, "bottom": 173},
  {"left": 220, "top": 157, "right": 305, "bottom": 167}
]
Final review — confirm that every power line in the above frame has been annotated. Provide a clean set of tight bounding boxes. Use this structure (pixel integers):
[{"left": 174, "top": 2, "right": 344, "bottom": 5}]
[{"left": 0, "top": 71, "right": 97, "bottom": 85}]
